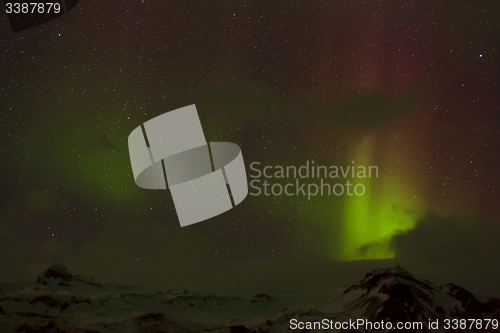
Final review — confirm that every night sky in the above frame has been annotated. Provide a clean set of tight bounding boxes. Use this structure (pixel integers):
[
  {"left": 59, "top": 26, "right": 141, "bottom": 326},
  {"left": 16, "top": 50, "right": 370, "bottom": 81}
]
[{"left": 1, "top": 1, "right": 499, "bottom": 296}]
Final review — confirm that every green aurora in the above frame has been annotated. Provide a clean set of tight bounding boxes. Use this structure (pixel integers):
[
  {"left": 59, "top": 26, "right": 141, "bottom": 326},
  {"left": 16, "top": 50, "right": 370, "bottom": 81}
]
[{"left": 341, "top": 134, "right": 424, "bottom": 260}]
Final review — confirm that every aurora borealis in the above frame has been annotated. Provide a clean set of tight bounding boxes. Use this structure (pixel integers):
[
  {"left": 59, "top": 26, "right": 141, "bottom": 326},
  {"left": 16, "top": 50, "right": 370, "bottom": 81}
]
[
  {"left": 1, "top": 0, "right": 500, "bottom": 296},
  {"left": 342, "top": 132, "right": 424, "bottom": 260}
]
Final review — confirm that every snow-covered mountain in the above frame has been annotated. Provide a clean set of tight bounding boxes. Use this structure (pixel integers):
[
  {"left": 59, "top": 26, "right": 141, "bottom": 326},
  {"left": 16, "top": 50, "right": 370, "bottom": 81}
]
[
  {"left": 0, "top": 264, "right": 498, "bottom": 332},
  {"left": 320, "top": 265, "right": 500, "bottom": 332}
]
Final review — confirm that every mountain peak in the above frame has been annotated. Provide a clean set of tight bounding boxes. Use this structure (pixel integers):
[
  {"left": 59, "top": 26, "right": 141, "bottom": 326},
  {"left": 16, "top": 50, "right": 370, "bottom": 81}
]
[
  {"left": 390, "top": 264, "right": 410, "bottom": 273},
  {"left": 1, "top": 264, "right": 499, "bottom": 332},
  {"left": 331, "top": 265, "right": 500, "bottom": 327},
  {"left": 341, "top": 264, "right": 431, "bottom": 302},
  {"left": 33, "top": 264, "right": 101, "bottom": 290},
  {"left": 366, "top": 264, "right": 412, "bottom": 279},
  {"left": 37, "top": 264, "right": 73, "bottom": 285}
]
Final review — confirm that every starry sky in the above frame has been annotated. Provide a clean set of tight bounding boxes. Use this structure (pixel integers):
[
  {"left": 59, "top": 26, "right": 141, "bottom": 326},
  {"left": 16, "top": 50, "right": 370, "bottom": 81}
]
[{"left": 0, "top": 0, "right": 499, "bottom": 295}]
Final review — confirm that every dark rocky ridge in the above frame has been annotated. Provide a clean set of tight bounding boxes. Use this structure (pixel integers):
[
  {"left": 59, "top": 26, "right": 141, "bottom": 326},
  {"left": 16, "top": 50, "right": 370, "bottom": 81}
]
[
  {"left": 35, "top": 263, "right": 101, "bottom": 288},
  {"left": 1, "top": 264, "right": 499, "bottom": 332}
]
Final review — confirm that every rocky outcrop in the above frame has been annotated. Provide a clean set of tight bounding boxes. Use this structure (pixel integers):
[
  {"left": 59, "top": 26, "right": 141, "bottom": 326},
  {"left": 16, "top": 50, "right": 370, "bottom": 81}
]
[{"left": 35, "top": 264, "right": 101, "bottom": 289}]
